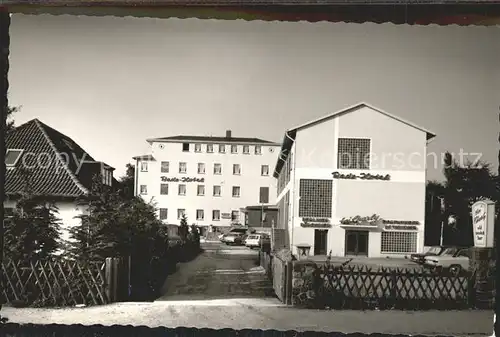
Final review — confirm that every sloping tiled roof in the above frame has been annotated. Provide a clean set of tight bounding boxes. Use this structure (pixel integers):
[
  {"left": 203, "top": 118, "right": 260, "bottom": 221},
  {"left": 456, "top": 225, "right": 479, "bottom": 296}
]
[
  {"left": 147, "top": 135, "right": 280, "bottom": 145},
  {"left": 5, "top": 119, "right": 110, "bottom": 198}
]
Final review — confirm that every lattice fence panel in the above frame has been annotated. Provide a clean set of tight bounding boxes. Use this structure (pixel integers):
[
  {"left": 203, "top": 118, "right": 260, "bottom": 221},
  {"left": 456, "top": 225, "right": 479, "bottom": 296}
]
[
  {"left": 1, "top": 259, "right": 108, "bottom": 307},
  {"left": 316, "top": 264, "right": 473, "bottom": 310}
]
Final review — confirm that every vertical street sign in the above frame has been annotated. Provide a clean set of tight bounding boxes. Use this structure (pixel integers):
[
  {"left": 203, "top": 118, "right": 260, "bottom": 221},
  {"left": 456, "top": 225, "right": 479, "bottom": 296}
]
[{"left": 472, "top": 199, "right": 495, "bottom": 248}]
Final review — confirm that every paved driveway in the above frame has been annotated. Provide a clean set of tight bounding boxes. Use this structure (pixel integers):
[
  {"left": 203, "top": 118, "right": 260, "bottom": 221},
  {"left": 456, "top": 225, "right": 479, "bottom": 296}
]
[{"left": 157, "top": 242, "right": 275, "bottom": 301}]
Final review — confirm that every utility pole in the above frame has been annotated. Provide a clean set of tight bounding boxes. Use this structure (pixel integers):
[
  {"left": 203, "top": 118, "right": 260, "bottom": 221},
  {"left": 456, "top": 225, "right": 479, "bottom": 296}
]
[{"left": 439, "top": 196, "right": 445, "bottom": 247}]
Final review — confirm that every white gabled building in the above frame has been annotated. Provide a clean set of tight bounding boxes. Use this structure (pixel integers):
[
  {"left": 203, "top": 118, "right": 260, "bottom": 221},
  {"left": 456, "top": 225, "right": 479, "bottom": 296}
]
[
  {"left": 273, "top": 102, "right": 436, "bottom": 258},
  {"left": 134, "top": 130, "right": 281, "bottom": 230}
]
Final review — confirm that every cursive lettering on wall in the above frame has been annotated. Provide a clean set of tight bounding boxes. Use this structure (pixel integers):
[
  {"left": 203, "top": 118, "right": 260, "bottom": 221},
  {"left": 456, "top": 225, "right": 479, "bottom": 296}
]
[
  {"left": 160, "top": 176, "right": 205, "bottom": 183},
  {"left": 332, "top": 172, "right": 391, "bottom": 181}
]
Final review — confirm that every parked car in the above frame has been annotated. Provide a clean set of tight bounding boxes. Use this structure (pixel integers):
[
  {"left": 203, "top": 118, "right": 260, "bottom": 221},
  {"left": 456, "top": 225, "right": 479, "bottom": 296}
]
[
  {"left": 223, "top": 232, "right": 245, "bottom": 245},
  {"left": 410, "top": 246, "right": 447, "bottom": 264},
  {"left": 244, "top": 234, "right": 261, "bottom": 248},
  {"left": 423, "top": 247, "right": 471, "bottom": 274},
  {"left": 245, "top": 233, "right": 271, "bottom": 249}
]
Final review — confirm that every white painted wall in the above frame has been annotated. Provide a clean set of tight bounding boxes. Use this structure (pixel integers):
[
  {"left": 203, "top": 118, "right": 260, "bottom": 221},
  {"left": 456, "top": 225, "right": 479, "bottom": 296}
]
[
  {"left": 276, "top": 105, "right": 429, "bottom": 257},
  {"left": 136, "top": 140, "right": 281, "bottom": 226}
]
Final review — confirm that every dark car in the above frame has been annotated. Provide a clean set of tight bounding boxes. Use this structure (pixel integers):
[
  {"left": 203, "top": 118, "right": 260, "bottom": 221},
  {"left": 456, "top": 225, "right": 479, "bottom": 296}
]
[{"left": 410, "top": 246, "right": 447, "bottom": 264}]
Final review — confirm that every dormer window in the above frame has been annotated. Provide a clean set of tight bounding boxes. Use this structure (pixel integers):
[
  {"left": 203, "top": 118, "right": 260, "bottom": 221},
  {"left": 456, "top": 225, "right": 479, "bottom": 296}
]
[{"left": 6, "top": 149, "right": 24, "bottom": 167}]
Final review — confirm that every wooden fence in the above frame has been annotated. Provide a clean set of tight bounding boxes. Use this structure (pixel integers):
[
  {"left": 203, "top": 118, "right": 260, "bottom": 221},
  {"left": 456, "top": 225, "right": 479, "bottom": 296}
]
[
  {"left": 259, "top": 249, "right": 293, "bottom": 305},
  {"left": 1, "top": 258, "right": 125, "bottom": 307},
  {"left": 310, "top": 264, "right": 476, "bottom": 310}
]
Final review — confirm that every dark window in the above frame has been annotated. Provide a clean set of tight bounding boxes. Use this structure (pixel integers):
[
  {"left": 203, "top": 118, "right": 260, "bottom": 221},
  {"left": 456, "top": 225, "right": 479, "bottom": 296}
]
[
  {"left": 337, "top": 138, "right": 371, "bottom": 169},
  {"left": 161, "top": 161, "right": 169, "bottom": 173},
  {"left": 298, "top": 179, "right": 332, "bottom": 218},
  {"left": 259, "top": 187, "right": 269, "bottom": 204},
  {"left": 160, "top": 184, "right": 169, "bottom": 195},
  {"left": 231, "top": 210, "right": 239, "bottom": 221},
  {"left": 182, "top": 143, "right": 190, "bottom": 152},
  {"left": 159, "top": 208, "right": 168, "bottom": 220}
]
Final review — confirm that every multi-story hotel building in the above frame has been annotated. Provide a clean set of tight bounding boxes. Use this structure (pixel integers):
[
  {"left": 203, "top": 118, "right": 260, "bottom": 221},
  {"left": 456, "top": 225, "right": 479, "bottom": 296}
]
[
  {"left": 274, "top": 102, "right": 436, "bottom": 258},
  {"left": 134, "top": 130, "right": 281, "bottom": 229}
]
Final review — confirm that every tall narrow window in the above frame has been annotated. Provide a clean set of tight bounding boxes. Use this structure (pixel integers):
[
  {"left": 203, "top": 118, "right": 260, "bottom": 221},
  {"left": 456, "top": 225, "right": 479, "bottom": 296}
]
[
  {"left": 219, "top": 144, "right": 226, "bottom": 153},
  {"left": 198, "top": 163, "right": 205, "bottom": 174},
  {"left": 233, "top": 164, "right": 241, "bottom": 175},
  {"left": 140, "top": 161, "right": 148, "bottom": 172},
  {"left": 178, "top": 184, "right": 186, "bottom": 196},
  {"left": 231, "top": 145, "right": 238, "bottom": 153},
  {"left": 194, "top": 144, "right": 202, "bottom": 152},
  {"left": 207, "top": 144, "right": 214, "bottom": 153},
  {"left": 231, "top": 210, "right": 239, "bottom": 221},
  {"left": 196, "top": 209, "right": 204, "bottom": 220},
  {"left": 255, "top": 146, "right": 262, "bottom": 155},
  {"left": 182, "top": 143, "right": 190, "bottom": 152},
  {"left": 259, "top": 187, "right": 269, "bottom": 204},
  {"left": 159, "top": 208, "right": 168, "bottom": 220},
  {"left": 243, "top": 145, "right": 250, "bottom": 154},
  {"left": 140, "top": 185, "right": 147, "bottom": 195},
  {"left": 179, "top": 162, "right": 187, "bottom": 173},
  {"left": 214, "top": 163, "right": 222, "bottom": 175},
  {"left": 160, "top": 183, "right": 169, "bottom": 195},
  {"left": 161, "top": 161, "right": 169, "bottom": 173},
  {"left": 213, "top": 185, "right": 221, "bottom": 197},
  {"left": 261, "top": 165, "right": 269, "bottom": 176},
  {"left": 197, "top": 185, "right": 205, "bottom": 196},
  {"left": 232, "top": 186, "right": 241, "bottom": 197},
  {"left": 212, "top": 210, "right": 220, "bottom": 221},
  {"left": 177, "top": 209, "right": 185, "bottom": 220}
]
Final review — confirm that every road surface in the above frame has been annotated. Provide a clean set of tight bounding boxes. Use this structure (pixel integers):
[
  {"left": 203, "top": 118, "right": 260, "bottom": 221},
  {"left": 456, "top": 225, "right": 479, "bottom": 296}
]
[{"left": 157, "top": 242, "right": 275, "bottom": 300}]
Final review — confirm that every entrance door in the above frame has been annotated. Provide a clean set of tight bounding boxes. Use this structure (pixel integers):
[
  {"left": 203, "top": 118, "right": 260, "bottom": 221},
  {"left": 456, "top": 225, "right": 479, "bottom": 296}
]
[
  {"left": 344, "top": 230, "right": 369, "bottom": 256},
  {"left": 314, "top": 230, "right": 328, "bottom": 255}
]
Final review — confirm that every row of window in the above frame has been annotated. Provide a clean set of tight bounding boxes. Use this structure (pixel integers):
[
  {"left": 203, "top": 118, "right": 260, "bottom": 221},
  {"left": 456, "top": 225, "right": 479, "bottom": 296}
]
[
  {"left": 159, "top": 208, "right": 239, "bottom": 221},
  {"left": 141, "top": 184, "right": 242, "bottom": 197},
  {"left": 141, "top": 161, "right": 270, "bottom": 176},
  {"left": 181, "top": 143, "right": 264, "bottom": 155},
  {"left": 140, "top": 184, "right": 270, "bottom": 201}
]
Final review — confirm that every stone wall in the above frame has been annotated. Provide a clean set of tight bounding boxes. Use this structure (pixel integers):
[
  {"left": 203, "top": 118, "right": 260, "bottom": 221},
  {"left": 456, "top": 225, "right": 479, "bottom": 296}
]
[{"left": 291, "top": 260, "right": 319, "bottom": 308}]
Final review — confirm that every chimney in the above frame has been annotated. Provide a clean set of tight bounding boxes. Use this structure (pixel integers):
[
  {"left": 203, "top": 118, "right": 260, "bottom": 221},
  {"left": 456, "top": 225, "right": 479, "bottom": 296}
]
[{"left": 226, "top": 130, "right": 232, "bottom": 138}]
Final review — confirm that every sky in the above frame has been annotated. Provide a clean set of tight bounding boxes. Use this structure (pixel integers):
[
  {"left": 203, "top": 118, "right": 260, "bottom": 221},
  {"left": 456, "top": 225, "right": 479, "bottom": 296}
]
[{"left": 8, "top": 14, "right": 500, "bottom": 181}]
